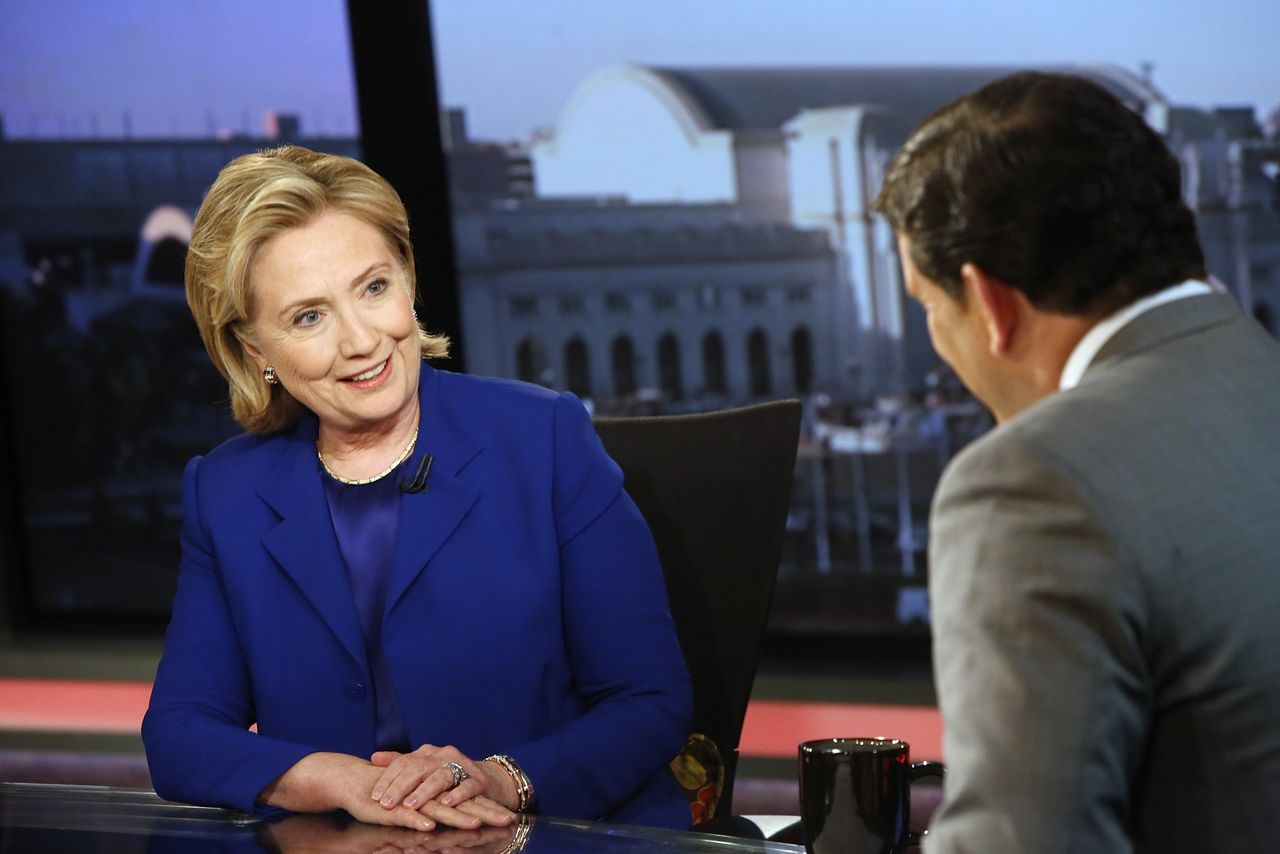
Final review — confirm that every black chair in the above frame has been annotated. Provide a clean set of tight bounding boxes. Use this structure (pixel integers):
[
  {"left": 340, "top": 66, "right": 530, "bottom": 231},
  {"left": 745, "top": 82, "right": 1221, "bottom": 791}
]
[{"left": 594, "top": 399, "right": 802, "bottom": 817}]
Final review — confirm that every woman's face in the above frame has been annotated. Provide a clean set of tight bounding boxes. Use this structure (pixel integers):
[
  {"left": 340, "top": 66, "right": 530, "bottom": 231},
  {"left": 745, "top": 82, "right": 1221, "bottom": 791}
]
[{"left": 240, "top": 209, "right": 421, "bottom": 438}]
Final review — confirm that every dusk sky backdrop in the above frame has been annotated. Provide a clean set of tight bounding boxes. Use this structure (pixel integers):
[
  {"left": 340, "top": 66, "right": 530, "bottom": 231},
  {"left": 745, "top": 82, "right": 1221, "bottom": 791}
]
[{"left": 3, "top": 0, "right": 1278, "bottom": 142}]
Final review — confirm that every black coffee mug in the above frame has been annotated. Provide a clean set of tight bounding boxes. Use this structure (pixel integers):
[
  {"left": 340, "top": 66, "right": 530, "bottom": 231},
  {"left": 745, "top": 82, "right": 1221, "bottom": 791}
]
[{"left": 799, "top": 738, "right": 944, "bottom": 854}]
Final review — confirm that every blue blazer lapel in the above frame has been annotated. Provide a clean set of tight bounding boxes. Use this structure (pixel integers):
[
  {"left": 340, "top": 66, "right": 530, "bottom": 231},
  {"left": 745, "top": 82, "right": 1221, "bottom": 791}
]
[
  {"left": 258, "top": 419, "right": 369, "bottom": 673},
  {"left": 386, "top": 366, "right": 482, "bottom": 613}
]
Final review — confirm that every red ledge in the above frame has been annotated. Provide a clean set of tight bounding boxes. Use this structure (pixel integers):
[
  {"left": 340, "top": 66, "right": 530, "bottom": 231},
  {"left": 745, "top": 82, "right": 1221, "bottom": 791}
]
[{"left": 0, "top": 679, "right": 944, "bottom": 761}]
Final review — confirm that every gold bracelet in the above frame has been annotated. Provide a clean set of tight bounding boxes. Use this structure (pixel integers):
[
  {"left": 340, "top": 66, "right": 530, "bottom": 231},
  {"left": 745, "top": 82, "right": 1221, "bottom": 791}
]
[
  {"left": 485, "top": 754, "right": 538, "bottom": 813},
  {"left": 499, "top": 814, "right": 532, "bottom": 854}
]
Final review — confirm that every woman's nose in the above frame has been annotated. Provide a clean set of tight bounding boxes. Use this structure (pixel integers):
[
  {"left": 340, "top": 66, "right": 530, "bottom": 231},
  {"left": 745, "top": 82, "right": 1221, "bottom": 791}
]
[{"left": 338, "top": 311, "right": 378, "bottom": 356}]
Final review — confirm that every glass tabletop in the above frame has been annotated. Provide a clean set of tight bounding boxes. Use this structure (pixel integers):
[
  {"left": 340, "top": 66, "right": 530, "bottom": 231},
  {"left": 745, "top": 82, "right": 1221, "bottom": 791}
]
[{"left": 0, "top": 782, "right": 804, "bottom": 854}]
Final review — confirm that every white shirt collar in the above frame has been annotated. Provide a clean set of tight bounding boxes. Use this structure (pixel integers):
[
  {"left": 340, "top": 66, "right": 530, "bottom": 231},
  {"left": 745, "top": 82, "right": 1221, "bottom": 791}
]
[{"left": 1058, "top": 279, "right": 1214, "bottom": 390}]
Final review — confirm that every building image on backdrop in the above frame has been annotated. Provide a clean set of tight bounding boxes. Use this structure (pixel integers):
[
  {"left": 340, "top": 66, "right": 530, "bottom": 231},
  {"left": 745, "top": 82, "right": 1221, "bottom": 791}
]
[
  {"left": 457, "top": 63, "right": 1280, "bottom": 407},
  {"left": 1, "top": 55, "right": 1278, "bottom": 634},
  {"left": 442, "top": 63, "right": 1280, "bottom": 626}
]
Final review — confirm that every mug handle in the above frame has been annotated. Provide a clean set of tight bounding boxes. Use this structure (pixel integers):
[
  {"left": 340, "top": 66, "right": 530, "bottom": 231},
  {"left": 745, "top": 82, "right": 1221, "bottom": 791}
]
[{"left": 906, "top": 760, "right": 946, "bottom": 847}]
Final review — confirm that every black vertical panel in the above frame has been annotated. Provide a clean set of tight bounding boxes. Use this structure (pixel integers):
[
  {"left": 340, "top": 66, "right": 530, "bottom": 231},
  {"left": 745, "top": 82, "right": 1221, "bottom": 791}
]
[
  {"left": 0, "top": 336, "right": 27, "bottom": 634},
  {"left": 345, "top": 1, "right": 464, "bottom": 371}
]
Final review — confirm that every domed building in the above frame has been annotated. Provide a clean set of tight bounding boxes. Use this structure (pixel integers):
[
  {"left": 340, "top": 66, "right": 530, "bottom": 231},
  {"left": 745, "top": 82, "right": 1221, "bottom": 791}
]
[
  {"left": 461, "top": 64, "right": 1206, "bottom": 402},
  {"left": 533, "top": 63, "right": 1165, "bottom": 207}
]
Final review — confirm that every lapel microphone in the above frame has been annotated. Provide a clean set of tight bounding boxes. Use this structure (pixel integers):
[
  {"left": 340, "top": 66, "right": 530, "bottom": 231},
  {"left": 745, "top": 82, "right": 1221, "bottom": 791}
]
[{"left": 399, "top": 453, "right": 433, "bottom": 493}]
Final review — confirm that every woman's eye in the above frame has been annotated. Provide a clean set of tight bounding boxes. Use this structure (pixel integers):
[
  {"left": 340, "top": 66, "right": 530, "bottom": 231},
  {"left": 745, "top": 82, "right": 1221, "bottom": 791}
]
[
  {"left": 293, "top": 309, "right": 321, "bottom": 328},
  {"left": 367, "top": 277, "right": 389, "bottom": 295}
]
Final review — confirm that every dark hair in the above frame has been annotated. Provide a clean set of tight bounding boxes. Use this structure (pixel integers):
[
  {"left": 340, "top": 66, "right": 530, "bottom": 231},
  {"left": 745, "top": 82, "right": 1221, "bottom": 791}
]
[{"left": 873, "top": 71, "right": 1206, "bottom": 316}]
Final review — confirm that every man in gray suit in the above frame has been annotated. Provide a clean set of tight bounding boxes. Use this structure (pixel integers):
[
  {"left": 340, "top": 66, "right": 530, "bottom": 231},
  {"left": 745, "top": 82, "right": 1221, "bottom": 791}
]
[{"left": 874, "top": 72, "right": 1280, "bottom": 852}]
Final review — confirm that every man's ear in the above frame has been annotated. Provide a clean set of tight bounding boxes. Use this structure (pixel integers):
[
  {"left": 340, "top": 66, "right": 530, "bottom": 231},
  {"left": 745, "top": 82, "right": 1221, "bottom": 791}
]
[{"left": 961, "top": 262, "right": 1020, "bottom": 356}]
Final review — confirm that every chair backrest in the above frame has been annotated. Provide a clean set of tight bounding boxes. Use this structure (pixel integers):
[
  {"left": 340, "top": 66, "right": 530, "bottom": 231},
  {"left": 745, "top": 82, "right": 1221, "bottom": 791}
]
[{"left": 594, "top": 399, "right": 802, "bottom": 815}]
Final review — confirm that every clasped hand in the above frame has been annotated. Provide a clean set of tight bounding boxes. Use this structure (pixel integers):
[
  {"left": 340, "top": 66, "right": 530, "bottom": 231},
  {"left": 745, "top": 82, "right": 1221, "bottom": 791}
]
[{"left": 368, "top": 744, "right": 517, "bottom": 830}]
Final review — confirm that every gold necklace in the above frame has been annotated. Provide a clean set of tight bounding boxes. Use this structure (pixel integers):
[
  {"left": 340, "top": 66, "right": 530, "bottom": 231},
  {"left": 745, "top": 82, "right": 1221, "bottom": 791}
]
[{"left": 318, "top": 431, "right": 418, "bottom": 486}]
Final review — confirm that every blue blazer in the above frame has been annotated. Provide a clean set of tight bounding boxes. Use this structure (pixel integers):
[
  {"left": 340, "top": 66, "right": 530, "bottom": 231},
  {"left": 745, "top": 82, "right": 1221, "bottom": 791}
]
[{"left": 143, "top": 364, "right": 693, "bottom": 828}]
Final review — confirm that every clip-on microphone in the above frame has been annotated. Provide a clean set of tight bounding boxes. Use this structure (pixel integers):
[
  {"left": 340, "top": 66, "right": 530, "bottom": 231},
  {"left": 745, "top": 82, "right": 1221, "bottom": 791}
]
[{"left": 399, "top": 453, "right": 433, "bottom": 493}]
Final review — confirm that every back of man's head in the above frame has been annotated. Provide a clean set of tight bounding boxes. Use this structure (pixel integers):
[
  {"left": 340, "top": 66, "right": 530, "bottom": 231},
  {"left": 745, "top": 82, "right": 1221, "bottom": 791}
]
[{"left": 874, "top": 71, "right": 1206, "bottom": 317}]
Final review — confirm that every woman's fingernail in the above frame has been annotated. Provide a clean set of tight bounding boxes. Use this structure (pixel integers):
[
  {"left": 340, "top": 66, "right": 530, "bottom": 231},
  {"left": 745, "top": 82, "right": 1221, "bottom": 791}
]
[
  {"left": 371, "top": 790, "right": 383, "bottom": 800},
  {"left": 440, "top": 795, "right": 454, "bottom": 806},
  {"left": 406, "top": 796, "right": 419, "bottom": 808},
  {"left": 381, "top": 796, "right": 394, "bottom": 806}
]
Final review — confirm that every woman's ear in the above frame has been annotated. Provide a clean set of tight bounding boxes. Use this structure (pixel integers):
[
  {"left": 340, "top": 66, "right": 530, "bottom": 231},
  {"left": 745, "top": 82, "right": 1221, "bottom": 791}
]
[
  {"left": 233, "top": 326, "right": 268, "bottom": 371},
  {"left": 961, "top": 262, "right": 1022, "bottom": 357}
]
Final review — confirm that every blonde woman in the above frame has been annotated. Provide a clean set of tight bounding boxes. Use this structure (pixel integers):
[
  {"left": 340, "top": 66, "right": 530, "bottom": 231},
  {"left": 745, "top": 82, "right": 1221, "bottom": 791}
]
[{"left": 143, "top": 146, "right": 691, "bottom": 830}]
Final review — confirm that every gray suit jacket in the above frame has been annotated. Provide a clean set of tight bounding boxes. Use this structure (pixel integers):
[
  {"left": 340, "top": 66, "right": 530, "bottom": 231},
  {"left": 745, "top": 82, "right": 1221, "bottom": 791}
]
[{"left": 925, "top": 293, "right": 1280, "bottom": 853}]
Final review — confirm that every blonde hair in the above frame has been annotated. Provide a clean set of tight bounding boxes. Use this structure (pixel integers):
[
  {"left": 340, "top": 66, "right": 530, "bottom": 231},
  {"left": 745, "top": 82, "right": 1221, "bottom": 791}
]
[{"left": 185, "top": 145, "right": 450, "bottom": 434}]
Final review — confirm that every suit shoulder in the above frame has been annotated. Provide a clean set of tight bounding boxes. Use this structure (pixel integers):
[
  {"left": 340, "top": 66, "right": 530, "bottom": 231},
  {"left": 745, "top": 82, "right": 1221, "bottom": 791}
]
[
  {"left": 435, "top": 368, "right": 558, "bottom": 401},
  {"left": 201, "top": 429, "right": 285, "bottom": 466},
  {"left": 942, "top": 416, "right": 1035, "bottom": 478},
  {"left": 433, "top": 369, "right": 573, "bottom": 427},
  {"left": 938, "top": 374, "right": 1174, "bottom": 522},
  {"left": 936, "top": 407, "right": 1092, "bottom": 515},
  {"left": 193, "top": 429, "right": 293, "bottom": 494},
  {"left": 953, "top": 376, "right": 1132, "bottom": 475}
]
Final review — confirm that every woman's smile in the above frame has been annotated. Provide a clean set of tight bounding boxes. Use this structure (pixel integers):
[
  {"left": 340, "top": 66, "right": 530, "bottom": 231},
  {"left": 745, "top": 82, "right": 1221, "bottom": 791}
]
[{"left": 340, "top": 357, "right": 392, "bottom": 388}]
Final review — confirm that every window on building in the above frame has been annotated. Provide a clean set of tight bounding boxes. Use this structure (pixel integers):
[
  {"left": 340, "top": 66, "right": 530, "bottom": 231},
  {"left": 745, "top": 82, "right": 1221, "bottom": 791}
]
[
  {"left": 651, "top": 289, "right": 677, "bottom": 311},
  {"left": 747, "top": 328, "right": 773, "bottom": 397},
  {"left": 785, "top": 285, "right": 811, "bottom": 304},
  {"left": 657, "top": 332, "right": 683, "bottom": 401},
  {"left": 611, "top": 334, "right": 636, "bottom": 397},
  {"left": 509, "top": 295, "right": 539, "bottom": 317},
  {"left": 564, "top": 335, "right": 592, "bottom": 397},
  {"left": 702, "top": 331, "right": 727, "bottom": 395},
  {"left": 791, "top": 325, "right": 814, "bottom": 394},
  {"left": 1255, "top": 301, "right": 1275, "bottom": 334},
  {"left": 696, "top": 285, "right": 722, "bottom": 311},
  {"left": 741, "top": 286, "right": 766, "bottom": 307},
  {"left": 516, "top": 335, "right": 548, "bottom": 385},
  {"left": 604, "top": 291, "right": 631, "bottom": 313},
  {"left": 557, "top": 294, "right": 585, "bottom": 315}
]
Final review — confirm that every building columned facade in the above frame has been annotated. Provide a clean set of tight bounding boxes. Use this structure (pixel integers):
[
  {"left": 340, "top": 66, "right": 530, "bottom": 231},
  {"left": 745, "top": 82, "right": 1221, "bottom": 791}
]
[
  {"left": 455, "top": 202, "right": 842, "bottom": 409},
  {"left": 466, "top": 63, "right": 1280, "bottom": 407}
]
